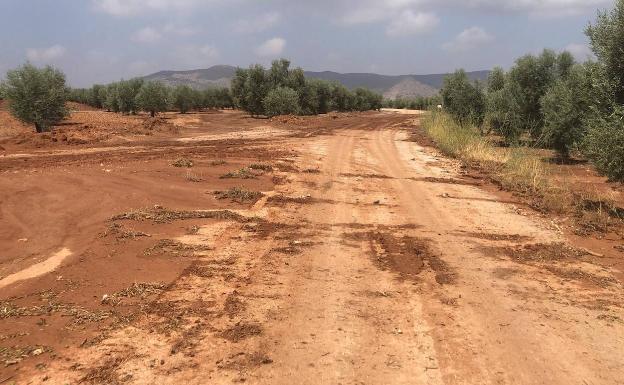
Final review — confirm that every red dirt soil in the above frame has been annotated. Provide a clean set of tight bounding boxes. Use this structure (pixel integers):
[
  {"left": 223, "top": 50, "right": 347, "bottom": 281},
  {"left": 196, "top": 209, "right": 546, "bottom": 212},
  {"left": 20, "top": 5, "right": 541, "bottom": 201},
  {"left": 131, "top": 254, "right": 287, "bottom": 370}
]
[{"left": 0, "top": 108, "right": 622, "bottom": 385}]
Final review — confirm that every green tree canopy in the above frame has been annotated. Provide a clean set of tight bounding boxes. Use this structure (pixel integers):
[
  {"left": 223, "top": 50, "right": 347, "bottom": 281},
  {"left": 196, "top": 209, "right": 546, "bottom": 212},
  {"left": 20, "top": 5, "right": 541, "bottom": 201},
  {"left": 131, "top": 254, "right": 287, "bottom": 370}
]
[
  {"left": 172, "top": 85, "right": 195, "bottom": 113},
  {"left": 441, "top": 69, "right": 485, "bottom": 126},
  {"left": 263, "top": 87, "right": 300, "bottom": 117},
  {"left": 541, "top": 65, "right": 590, "bottom": 157},
  {"left": 135, "top": 81, "right": 169, "bottom": 117},
  {"left": 586, "top": 0, "right": 624, "bottom": 104},
  {"left": 3, "top": 63, "right": 68, "bottom": 133}
]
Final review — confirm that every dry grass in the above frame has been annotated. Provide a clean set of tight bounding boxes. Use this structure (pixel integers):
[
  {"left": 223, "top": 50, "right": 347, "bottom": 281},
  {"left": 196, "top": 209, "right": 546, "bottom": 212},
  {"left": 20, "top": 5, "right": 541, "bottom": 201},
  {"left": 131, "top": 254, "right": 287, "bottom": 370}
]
[
  {"left": 421, "top": 111, "right": 621, "bottom": 222},
  {"left": 185, "top": 170, "right": 203, "bottom": 182},
  {"left": 249, "top": 163, "right": 273, "bottom": 171},
  {"left": 171, "top": 158, "right": 194, "bottom": 168},
  {"left": 111, "top": 206, "right": 250, "bottom": 224},
  {"left": 214, "top": 187, "right": 263, "bottom": 203},
  {"left": 220, "top": 167, "right": 257, "bottom": 179}
]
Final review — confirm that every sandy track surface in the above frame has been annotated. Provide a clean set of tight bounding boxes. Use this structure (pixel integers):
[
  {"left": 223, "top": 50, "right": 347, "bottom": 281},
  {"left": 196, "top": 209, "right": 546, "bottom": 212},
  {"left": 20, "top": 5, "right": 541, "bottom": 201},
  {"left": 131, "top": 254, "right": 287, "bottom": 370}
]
[{"left": 1, "top": 112, "right": 622, "bottom": 384}]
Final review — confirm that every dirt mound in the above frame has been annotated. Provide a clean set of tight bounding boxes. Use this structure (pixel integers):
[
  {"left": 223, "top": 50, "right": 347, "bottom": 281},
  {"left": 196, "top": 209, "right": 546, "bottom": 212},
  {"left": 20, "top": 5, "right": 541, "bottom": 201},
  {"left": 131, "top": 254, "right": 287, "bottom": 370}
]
[
  {"left": 0, "top": 111, "right": 179, "bottom": 148},
  {"left": 0, "top": 110, "right": 32, "bottom": 138}
]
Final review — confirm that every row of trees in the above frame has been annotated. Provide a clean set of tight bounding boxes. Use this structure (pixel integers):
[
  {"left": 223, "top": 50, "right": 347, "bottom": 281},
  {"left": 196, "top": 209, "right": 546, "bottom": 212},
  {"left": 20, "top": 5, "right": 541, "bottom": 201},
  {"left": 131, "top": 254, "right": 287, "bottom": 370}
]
[
  {"left": 383, "top": 96, "right": 442, "bottom": 110},
  {"left": 231, "top": 59, "right": 383, "bottom": 117},
  {"left": 69, "top": 81, "right": 234, "bottom": 116},
  {"left": 439, "top": 0, "right": 624, "bottom": 181},
  {"left": 0, "top": 59, "right": 383, "bottom": 132}
]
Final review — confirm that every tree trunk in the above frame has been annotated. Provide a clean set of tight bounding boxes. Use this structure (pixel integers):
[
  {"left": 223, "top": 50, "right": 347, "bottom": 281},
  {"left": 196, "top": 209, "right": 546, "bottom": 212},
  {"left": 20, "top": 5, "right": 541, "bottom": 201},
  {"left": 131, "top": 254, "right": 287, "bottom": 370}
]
[
  {"left": 35, "top": 122, "right": 43, "bottom": 133},
  {"left": 150, "top": 111, "right": 155, "bottom": 117}
]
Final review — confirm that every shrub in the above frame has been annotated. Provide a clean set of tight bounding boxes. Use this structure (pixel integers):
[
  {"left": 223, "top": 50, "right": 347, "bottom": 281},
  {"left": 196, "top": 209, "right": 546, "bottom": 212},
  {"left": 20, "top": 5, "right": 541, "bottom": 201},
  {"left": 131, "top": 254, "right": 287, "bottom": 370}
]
[
  {"left": 263, "top": 87, "right": 300, "bottom": 117},
  {"left": 3, "top": 63, "right": 68, "bottom": 133},
  {"left": 135, "top": 81, "right": 169, "bottom": 117}
]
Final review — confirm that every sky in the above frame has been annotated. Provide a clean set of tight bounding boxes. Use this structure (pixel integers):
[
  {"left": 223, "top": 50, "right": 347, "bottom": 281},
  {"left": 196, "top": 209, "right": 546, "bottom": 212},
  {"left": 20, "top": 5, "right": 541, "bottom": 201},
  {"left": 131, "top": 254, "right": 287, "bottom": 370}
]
[{"left": 0, "top": 0, "right": 611, "bottom": 87}]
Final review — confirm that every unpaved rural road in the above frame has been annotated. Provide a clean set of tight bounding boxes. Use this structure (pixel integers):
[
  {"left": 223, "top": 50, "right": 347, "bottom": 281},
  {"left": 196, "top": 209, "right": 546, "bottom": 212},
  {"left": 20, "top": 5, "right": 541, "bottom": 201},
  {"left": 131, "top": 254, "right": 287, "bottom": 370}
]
[{"left": 3, "top": 111, "right": 623, "bottom": 384}]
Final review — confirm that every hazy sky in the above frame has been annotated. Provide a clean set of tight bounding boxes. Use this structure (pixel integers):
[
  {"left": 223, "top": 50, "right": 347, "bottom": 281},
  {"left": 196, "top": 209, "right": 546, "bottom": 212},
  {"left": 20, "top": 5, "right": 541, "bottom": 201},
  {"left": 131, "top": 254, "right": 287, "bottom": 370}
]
[{"left": 0, "top": 0, "right": 610, "bottom": 87}]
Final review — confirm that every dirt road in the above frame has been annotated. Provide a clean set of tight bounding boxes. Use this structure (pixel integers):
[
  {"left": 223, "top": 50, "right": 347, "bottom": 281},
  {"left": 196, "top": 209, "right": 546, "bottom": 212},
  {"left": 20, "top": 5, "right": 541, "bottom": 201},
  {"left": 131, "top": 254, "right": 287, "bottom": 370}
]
[{"left": 1, "top": 111, "right": 623, "bottom": 384}]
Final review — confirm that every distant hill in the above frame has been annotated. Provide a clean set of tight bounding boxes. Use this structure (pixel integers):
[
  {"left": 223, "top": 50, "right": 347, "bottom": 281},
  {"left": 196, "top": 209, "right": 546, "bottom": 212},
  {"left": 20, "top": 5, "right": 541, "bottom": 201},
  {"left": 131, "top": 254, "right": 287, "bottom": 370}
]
[
  {"left": 142, "top": 65, "right": 490, "bottom": 99},
  {"left": 382, "top": 78, "right": 439, "bottom": 99}
]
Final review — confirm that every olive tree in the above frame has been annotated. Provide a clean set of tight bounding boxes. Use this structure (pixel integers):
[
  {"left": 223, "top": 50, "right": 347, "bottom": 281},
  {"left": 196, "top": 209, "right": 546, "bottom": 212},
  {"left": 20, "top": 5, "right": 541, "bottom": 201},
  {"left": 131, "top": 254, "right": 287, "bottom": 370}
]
[
  {"left": 117, "top": 78, "right": 143, "bottom": 114},
  {"left": 135, "top": 81, "right": 169, "bottom": 117},
  {"left": 586, "top": 0, "right": 624, "bottom": 105},
  {"left": 441, "top": 69, "right": 485, "bottom": 126},
  {"left": 541, "top": 66, "right": 590, "bottom": 158},
  {"left": 263, "top": 87, "right": 300, "bottom": 117},
  {"left": 3, "top": 63, "right": 68, "bottom": 133},
  {"left": 581, "top": 0, "right": 624, "bottom": 180},
  {"left": 172, "top": 85, "right": 194, "bottom": 113},
  {"left": 244, "top": 64, "right": 269, "bottom": 116}
]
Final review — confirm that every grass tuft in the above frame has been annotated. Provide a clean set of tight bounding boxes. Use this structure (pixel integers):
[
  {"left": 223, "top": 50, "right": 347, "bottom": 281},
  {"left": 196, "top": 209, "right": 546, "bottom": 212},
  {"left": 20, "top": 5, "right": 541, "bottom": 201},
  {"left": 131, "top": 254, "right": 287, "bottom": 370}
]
[{"left": 172, "top": 158, "right": 194, "bottom": 168}]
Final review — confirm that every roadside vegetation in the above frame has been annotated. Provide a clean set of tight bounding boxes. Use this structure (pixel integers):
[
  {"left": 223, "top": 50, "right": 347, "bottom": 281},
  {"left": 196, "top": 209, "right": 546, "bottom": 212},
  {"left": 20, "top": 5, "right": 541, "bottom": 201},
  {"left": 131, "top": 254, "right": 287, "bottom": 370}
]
[
  {"left": 422, "top": 0, "right": 624, "bottom": 229},
  {"left": 435, "top": 0, "right": 624, "bottom": 183}
]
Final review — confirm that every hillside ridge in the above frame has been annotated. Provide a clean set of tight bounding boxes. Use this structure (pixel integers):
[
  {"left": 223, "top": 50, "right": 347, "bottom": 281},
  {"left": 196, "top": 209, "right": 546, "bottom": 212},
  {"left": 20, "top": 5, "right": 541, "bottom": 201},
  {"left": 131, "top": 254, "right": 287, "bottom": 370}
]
[{"left": 143, "top": 65, "right": 490, "bottom": 98}]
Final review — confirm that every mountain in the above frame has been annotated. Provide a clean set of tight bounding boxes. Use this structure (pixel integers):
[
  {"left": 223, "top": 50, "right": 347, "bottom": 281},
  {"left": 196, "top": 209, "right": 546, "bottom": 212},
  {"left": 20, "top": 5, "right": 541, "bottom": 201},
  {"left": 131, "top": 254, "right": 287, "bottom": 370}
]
[
  {"left": 142, "top": 65, "right": 490, "bottom": 99},
  {"left": 143, "top": 65, "right": 235, "bottom": 89},
  {"left": 382, "top": 78, "right": 439, "bottom": 99}
]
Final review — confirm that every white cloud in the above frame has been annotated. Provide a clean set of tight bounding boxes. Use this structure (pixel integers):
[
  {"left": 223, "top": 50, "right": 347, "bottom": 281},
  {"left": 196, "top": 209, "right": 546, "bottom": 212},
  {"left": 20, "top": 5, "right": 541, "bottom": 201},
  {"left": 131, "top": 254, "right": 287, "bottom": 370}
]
[
  {"left": 26, "top": 45, "right": 67, "bottom": 62},
  {"left": 255, "top": 37, "right": 286, "bottom": 57},
  {"left": 339, "top": 0, "right": 421, "bottom": 24},
  {"left": 234, "top": 12, "right": 281, "bottom": 34},
  {"left": 92, "top": 0, "right": 202, "bottom": 17},
  {"left": 131, "top": 27, "right": 162, "bottom": 43},
  {"left": 443, "top": 27, "right": 494, "bottom": 52},
  {"left": 174, "top": 44, "right": 220, "bottom": 68},
  {"left": 386, "top": 10, "right": 439, "bottom": 36},
  {"left": 132, "top": 24, "right": 199, "bottom": 44},
  {"left": 329, "top": 0, "right": 609, "bottom": 24},
  {"left": 565, "top": 43, "right": 595, "bottom": 60},
  {"left": 456, "top": 0, "right": 609, "bottom": 14}
]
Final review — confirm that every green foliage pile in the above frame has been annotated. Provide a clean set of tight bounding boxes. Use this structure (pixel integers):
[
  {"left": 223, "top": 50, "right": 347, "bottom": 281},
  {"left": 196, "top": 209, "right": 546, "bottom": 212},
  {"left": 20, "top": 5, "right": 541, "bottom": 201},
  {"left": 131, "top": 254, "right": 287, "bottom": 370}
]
[{"left": 230, "top": 59, "right": 382, "bottom": 117}]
